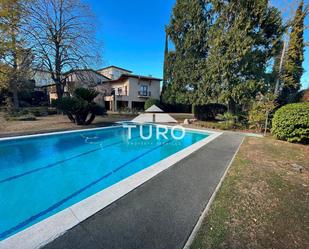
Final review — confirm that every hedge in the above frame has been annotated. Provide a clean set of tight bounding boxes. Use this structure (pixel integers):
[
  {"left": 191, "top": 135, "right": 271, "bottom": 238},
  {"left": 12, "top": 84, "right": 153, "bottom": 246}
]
[
  {"left": 193, "top": 103, "right": 227, "bottom": 121},
  {"left": 271, "top": 102, "right": 309, "bottom": 144}
]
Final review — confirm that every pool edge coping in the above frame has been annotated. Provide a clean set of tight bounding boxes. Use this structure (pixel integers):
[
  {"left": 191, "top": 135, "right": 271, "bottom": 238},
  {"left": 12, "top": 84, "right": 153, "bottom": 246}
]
[{"left": 0, "top": 125, "right": 222, "bottom": 249}]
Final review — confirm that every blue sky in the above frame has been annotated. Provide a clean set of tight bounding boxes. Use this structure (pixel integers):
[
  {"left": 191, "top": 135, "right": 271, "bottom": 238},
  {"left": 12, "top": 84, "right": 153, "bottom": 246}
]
[{"left": 87, "top": 0, "right": 308, "bottom": 89}]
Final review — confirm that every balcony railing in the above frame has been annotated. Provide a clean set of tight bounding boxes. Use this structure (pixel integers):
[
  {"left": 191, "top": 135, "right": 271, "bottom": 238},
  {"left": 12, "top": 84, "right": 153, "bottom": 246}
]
[{"left": 138, "top": 91, "right": 151, "bottom": 97}]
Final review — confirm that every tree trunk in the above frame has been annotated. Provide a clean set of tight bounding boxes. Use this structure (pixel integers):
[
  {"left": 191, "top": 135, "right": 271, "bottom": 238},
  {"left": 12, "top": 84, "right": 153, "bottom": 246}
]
[
  {"left": 85, "top": 112, "right": 96, "bottom": 125},
  {"left": 56, "top": 83, "right": 63, "bottom": 99}
]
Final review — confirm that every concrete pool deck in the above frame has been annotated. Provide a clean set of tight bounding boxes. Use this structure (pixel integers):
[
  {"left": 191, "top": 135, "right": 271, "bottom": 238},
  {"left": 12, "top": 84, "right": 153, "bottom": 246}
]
[{"left": 44, "top": 132, "right": 244, "bottom": 249}]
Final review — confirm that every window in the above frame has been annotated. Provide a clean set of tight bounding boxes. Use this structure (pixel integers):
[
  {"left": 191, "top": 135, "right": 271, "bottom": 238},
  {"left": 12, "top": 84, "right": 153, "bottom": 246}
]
[{"left": 140, "top": 85, "right": 148, "bottom": 96}]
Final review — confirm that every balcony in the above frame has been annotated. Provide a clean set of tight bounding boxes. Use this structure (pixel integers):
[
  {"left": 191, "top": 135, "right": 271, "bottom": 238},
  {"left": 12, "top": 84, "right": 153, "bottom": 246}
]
[{"left": 138, "top": 91, "right": 151, "bottom": 98}]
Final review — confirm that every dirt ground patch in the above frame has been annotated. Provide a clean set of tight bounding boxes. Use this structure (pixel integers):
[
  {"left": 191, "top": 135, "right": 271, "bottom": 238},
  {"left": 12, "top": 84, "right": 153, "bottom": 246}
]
[{"left": 191, "top": 137, "right": 309, "bottom": 249}]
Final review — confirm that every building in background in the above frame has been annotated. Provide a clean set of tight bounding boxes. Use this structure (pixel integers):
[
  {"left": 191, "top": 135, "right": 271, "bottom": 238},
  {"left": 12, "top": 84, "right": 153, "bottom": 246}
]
[{"left": 31, "top": 66, "right": 161, "bottom": 110}]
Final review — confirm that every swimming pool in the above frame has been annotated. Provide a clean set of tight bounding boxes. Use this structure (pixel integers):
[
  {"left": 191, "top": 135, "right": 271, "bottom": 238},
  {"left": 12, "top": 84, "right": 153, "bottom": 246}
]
[{"left": 0, "top": 124, "right": 216, "bottom": 243}]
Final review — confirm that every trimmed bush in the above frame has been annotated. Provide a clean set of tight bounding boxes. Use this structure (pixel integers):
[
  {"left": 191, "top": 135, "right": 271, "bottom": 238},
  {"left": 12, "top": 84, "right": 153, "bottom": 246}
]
[
  {"left": 144, "top": 98, "right": 160, "bottom": 110},
  {"left": 55, "top": 88, "right": 104, "bottom": 125},
  {"left": 193, "top": 103, "right": 227, "bottom": 121},
  {"left": 271, "top": 102, "right": 309, "bottom": 144}
]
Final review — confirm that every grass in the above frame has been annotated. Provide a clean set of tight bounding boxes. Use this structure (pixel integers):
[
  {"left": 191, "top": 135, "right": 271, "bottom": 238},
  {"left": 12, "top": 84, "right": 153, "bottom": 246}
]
[
  {"left": 0, "top": 112, "right": 137, "bottom": 137},
  {"left": 191, "top": 137, "right": 309, "bottom": 249}
]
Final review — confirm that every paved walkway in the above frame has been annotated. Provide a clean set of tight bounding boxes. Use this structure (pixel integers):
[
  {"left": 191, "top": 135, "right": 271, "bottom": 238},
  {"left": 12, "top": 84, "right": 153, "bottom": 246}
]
[{"left": 44, "top": 133, "right": 244, "bottom": 249}]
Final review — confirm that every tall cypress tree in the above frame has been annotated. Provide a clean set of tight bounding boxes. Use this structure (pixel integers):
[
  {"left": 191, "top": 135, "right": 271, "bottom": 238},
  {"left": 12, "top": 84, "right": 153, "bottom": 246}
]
[
  {"left": 161, "top": 32, "right": 169, "bottom": 95},
  {"left": 282, "top": 0, "right": 305, "bottom": 96}
]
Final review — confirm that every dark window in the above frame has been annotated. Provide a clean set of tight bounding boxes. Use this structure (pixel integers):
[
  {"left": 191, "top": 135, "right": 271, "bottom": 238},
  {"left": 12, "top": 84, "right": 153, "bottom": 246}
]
[{"left": 140, "top": 85, "right": 148, "bottom": 96}]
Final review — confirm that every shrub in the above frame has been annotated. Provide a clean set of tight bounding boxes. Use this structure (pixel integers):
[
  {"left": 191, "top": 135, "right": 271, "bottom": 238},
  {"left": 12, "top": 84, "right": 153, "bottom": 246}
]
[
  {"left": 216, "top": 112, "right": 237, "bottom": 130},
  {"left": 193, "top": 103, "right": 227, "bottom": 121},
  {"left": 55, "top": 88, "right": 104, "bottom": 125},
  {"left": 161, "top": 103, "right": 192, "bottom": 113},
  {"left": 17, "top": 114, "right": 37, "bottom": 121},
  {"left": 271, "top": 102, "right": 309, "bottom": 144},
  {"left": 249, "top": 100, "right": 276, "bottom": 132},
  {"left": 6, "top": 113, "right": 37, "bottom": 121},
  {"left": 144, "top": 98, "right": 160, "bottom": 110}
]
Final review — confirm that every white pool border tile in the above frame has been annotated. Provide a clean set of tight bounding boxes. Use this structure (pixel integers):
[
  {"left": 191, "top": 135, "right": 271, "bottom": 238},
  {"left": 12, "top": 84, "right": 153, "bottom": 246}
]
[{"left": 0, "top": 125, "right": 222, "bottom": 249}]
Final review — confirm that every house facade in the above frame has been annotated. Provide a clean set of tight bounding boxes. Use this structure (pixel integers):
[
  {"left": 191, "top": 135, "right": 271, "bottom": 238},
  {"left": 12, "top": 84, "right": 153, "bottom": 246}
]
[
  {"left": 97, "top": 72, "right": 161, "bottom": 111},
  {"left": 32, "top": 66, "right": 161, "bottom": 111}
]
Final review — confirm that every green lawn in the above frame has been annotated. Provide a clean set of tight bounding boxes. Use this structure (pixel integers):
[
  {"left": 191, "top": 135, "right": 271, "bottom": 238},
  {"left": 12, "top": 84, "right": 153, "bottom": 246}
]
[{"left": 191, "top": 137, "right": 309, "bottom": 249}]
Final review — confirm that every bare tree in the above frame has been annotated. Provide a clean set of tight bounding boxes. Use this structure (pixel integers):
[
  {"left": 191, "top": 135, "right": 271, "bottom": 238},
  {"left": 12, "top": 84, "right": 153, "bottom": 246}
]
[{"left": 25, "top": 0, "right": 102, "bottom": 99}]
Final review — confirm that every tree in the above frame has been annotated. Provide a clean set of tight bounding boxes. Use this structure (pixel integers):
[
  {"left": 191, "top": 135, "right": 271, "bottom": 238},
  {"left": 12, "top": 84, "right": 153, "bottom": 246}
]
[
  {"left": 55, "top": 88, "right": 104, "bottom": 125},
  {"left": 164, "top": 0, "right": 212, "bottom": 105},
  {"left": 0, "top": 0, "right": 32, "bottom": 108},
  {"left": 25, "top": 0, "right": 102, "bottom": 99},
  {"left": 161, "top": 32, "right": 169, "bottom": 96},
  {"left": 281, "top": 0, "right": 306, "bottom": 99},
  {"left": 205, "top": 0, "right": 283, "bottom": 113},
  {"left": 164, "top": 0, "right": 283, "bottom": 114}
]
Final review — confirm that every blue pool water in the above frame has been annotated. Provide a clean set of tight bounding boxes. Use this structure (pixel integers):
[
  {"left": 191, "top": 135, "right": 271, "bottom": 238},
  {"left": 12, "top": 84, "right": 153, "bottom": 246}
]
[{"left": 0, "top": 125, "right": 208, "bottom": 240}]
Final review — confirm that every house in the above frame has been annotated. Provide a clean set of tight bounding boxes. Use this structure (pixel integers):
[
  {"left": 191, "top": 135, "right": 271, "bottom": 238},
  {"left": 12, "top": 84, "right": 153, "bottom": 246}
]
[
  {"left": 64, "top": 69, "right": 110, "bottom": 94},
  {"left": 33, "top": 69, "right": 110, "bottom": 103},
  {"left": 97, "top": 66, "right": 132, "bottom": 80},
  {"left": 32, "top": 66, "right": 162, "bottom": 111},
  {"left": 96, "top": 66, "right": 161, "bottom": 111},
  {"left": 32, "top": 69, "right": 57, "bottom": 101}
]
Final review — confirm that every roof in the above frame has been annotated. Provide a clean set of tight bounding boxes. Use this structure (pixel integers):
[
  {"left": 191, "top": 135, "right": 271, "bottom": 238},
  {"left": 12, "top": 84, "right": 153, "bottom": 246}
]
[
  {"left": 107, "top": 73, "right": 162, "bottom": 83},
  {"left": 97, "top": 65, "right": 133, "bottom": 73},
  {"left": 64, "top": 69, "right": 111, "bottom": 80},
  {"left": 145, "top": 105, "right": 164, "bottom": 113}
]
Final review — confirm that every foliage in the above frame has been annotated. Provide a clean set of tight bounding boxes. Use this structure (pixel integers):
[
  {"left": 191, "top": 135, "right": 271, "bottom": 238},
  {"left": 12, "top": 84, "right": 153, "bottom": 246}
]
[
  {"left": 161, "top": 103, "right": 192, "bottom": 113},
  {"left": 0, "top": 0, "right": 33, "bottom": 108},
  {"left": 4, "top": 106, "right": 57, "bottom": 120},
  {"left": 216, "top": 112, "right": 237, "bottom": 130},
  {"left": 286, "top": 89, "right": 309, "bottom": 103},
  {"left": 271, "top": 102, "right": 309, "bottom": 143},
  {"left": 55, "top": 88, "right": 105, "bottom": 125},
  {"left": 144, "top": 98, "right": 160, "bottom": 110},
  {"left": 163, "top": 0, "right": 211, "bottom": 105},
  {"left": 281, "top": 0, "right": 305, "bottom": 101},
  {"left": 5, "top": 111, "right": 37, "bottom": 121},
  {"left": 193, "top": 103, "right": 227, "bottom": 121},
  {"left": 164, "top": 0, "right": 284, "bottom": 113},
  {"left": 206, "top": 1, "right": 283, "bottom": 112},
  {"left": 249, "top": 94, "right": 276, "bottom": 131}
]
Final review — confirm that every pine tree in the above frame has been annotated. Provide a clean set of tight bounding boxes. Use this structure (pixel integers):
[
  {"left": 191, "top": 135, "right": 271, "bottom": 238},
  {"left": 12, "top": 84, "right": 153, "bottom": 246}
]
[
  {"left": 164, "top": 0, "right": 283, "bottom": 110},
  {"left": 204, "top": 0, "right": 283, "bottom": 113},
  {"left": 164, "top": 0, "right": 212, "bottom": 105},
  {"left": 282, "top": 0, "right": 305, "bottom": 96}
]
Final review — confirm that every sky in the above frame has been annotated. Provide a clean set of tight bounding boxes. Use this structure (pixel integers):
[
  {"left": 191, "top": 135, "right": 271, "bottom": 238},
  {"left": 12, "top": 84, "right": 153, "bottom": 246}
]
[{"left": 86, "top": 0, "right": 309, "bottom": 89}]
